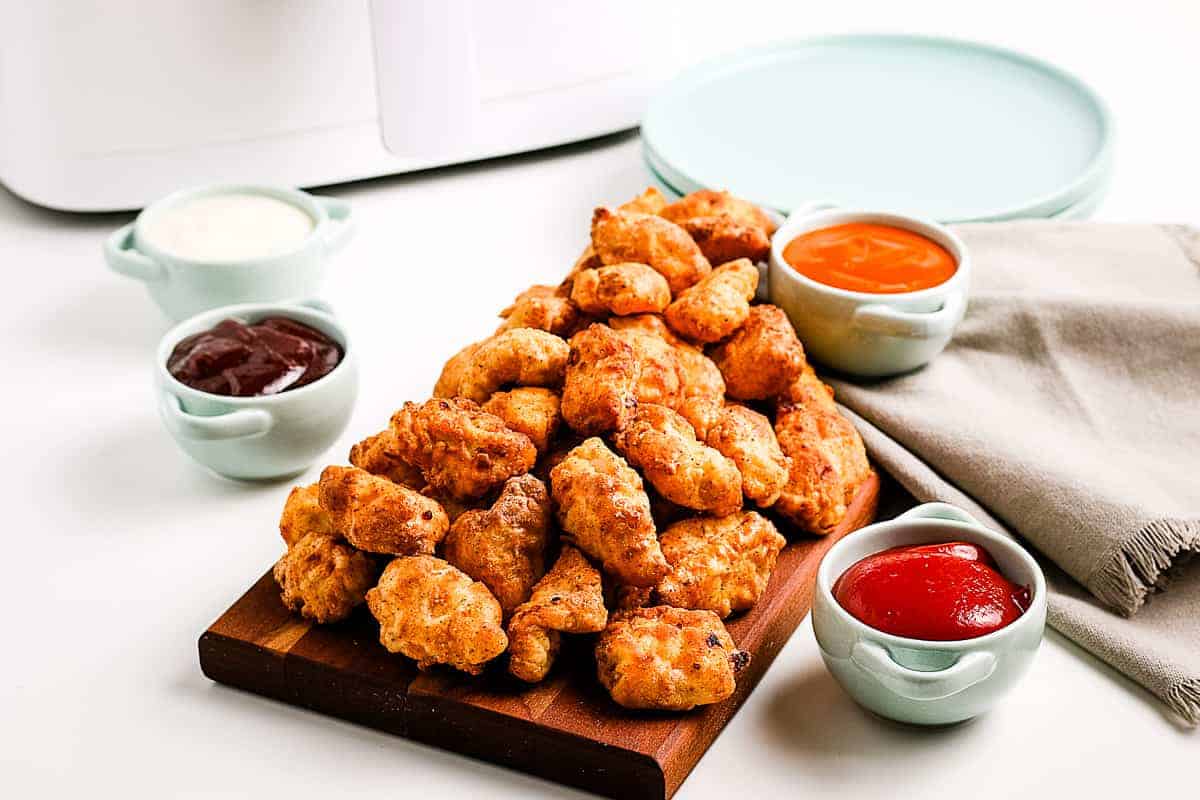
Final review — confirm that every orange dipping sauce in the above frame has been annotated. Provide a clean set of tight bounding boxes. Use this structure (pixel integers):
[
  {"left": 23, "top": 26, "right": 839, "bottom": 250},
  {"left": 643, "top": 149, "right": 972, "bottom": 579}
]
[{"left": 782, "top": 223, "right": 957, "bottom": 294}]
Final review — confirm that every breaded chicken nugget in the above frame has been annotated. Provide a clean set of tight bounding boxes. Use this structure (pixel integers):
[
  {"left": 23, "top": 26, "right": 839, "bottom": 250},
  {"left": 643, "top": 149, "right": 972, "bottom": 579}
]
[
  {"left": 452, "top": 328, "right": 570, "bottom": 404},
  {"left": 349, "top": 428, "right": 425, "bottom": 488},
  {"left": 614, "top": 404, "right": 743, "bottom": 517},
  {"left": 612, "top": 584, "right": 654, "bottom": 612},
  {"left": 608, "top": 313, "right": 696, "bottom": 350},
  {"left": 482, "top": 387, "right": 561, "bottom": 454},
  {"left": 507, "top": 545, "right": 608, "bottom": 682},
  {"left": 610, "top": 325, "right": 682, "bottom": 409},
  {"left": 705, "top": 405, "right": 790, "bottom": 507},
  {"left": 660, "top": 189, "right": 777, "bottom": 236},
  {"left": 442, "top": 475, "right": 552, "bottom": 615},
  {"left": 780, "top": 362, "right": 839, "bottom": 414},
  {"left": 664, "top": 259, "right": 759, "bottom": 344},
  {"left": 274, "top": 532, "right": 377, "bottom": 623},
  {"left": 673, "top": 347, "right": 726, "bottom": 439},
  {"left": 591, "top": 208, "right": 711, "bottom": 294},
  {"left": 318, "top": 465, "right": 449, "bottom": 555},
  {"left": 595, "top": 606, "right": 749, "bottom": 711},
  {"left": 432, "top": 341, "right": 481, "bottom": 399},
  {"left": 497, "top": 284, "right": 579, "bottom": 336},
  {"left": 279, "top": 483, "right": 336, "bottom": 547},
  {"left": 570, "top": 262, "right": 671, "bottom": 316},
  {"left": 550, "top": 438, "right": 667, "bottom": 587},
  {"left": 654, "top": 512, "right": 786, "bottom": 618},
  {"left": 367, "top": 555, "right": 508, "bottom": 675},
  {"left": 773, "top": 399, "right": 870, "bottom": 535},
  {"left": 560, "top": 324, "right": 640, "bottom": 436},
  {"left": 710, "top": 304, "right": 806, "bottom": 400},
  {"left": 620, "top": 186, "right": 669, "bottom": 215},
  {"left": 676, "top": 215, "right": 772, "bottom": 265},
  {"left": 390, "top": 398, "right": 537, "bottom": 499}
]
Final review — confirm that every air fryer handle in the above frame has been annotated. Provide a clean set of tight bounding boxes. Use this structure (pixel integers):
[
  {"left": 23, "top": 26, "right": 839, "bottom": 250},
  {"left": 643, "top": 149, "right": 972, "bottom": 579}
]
[{"left": 369, "top": 0, "right": 478, "bottom": 157}]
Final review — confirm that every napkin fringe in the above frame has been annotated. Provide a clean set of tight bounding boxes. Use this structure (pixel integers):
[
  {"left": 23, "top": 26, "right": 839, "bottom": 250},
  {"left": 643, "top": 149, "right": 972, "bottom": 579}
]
[
  {"left": 1166, "top": 680, "right": 1200, "bottom": 726},
  {"left": 1093, "top": 518, "right": 1200, "bottom": 617}
]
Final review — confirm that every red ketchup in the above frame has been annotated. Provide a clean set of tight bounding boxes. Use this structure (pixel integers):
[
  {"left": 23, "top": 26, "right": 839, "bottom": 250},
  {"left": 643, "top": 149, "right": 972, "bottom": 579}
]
[
  {"left": 833, "top": 542, "right": 1030, "bottom": 641},
  {"left": 168, "top": 317, "right": 342, "bottom": 397}
]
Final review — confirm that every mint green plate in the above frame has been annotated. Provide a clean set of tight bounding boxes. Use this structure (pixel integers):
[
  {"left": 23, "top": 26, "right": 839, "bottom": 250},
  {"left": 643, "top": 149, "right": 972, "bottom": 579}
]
[{"left": 642, "top": 35, "right": 1113, "bottom": 223}]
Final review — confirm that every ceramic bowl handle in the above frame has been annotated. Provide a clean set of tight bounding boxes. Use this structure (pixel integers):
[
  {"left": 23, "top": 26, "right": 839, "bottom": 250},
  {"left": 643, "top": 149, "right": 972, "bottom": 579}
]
[
  {"left": 159, "top": 393, "right": 273, "bottom": 441},
  {"left": 897, "top": 502, "right": 982, "bottom": 527},
  {"left": 317, "top": 197, "right": 355, "bottom": 253},
  {"left": 851, "top": 289, "right": 965, "bottom": 339},
  {"left": 850, "top": 640, "right": 997, "bottom": 701},
  {"left": 105, "top": 223, "right": 165, "bottom": 283}
]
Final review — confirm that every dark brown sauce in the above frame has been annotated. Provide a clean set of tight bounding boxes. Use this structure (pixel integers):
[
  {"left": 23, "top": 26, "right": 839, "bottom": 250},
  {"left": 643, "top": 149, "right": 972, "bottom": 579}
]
[{"left": 167, "top": 317, "right": 342, "bottom": 397}]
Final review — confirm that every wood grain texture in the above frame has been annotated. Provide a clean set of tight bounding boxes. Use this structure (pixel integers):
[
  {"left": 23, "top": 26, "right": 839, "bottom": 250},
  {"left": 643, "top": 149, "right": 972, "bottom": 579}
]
[{"left": 200, "top": 472, "right": 882, "bottom": 800}]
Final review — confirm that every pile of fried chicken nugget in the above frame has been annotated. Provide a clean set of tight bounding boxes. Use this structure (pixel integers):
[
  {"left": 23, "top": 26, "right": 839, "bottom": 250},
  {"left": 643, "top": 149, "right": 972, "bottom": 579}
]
[{"left": 272, "top": 188, "right": 870, "bottom": 712}]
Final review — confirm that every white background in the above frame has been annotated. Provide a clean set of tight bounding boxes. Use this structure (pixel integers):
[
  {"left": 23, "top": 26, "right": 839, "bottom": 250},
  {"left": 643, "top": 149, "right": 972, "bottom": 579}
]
[{"left": 2, "top": 1, "right": 1197, "bottom": 798}]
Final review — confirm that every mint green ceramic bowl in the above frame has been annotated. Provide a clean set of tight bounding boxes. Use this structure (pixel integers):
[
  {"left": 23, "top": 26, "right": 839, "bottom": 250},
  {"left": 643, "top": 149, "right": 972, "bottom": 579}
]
[
  {"left": 154, "top": 300, "right": 358, "bottom": 481},
  {"left": 813, "top": 503, "right": 1046, "bottom": 726},
  {"left": 106, "top": 184, "right": 354, "bottom": 322}
]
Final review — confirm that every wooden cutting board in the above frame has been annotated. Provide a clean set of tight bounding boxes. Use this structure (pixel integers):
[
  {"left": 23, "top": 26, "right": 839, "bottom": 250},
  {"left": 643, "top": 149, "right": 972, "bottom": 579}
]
[{"left": 200, "top": 473, "right": 883, "bottom": 800}]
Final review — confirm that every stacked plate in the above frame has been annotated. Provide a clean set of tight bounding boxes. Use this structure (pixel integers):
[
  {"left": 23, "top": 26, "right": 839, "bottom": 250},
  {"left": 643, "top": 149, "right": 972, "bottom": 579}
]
[{"left": 642, "top": 35, "right": 1113, "bottom": 223}]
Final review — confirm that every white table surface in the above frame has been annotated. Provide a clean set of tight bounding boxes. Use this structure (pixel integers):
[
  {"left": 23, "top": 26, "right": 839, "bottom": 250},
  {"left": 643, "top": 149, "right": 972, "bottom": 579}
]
[{"left": 4, "top": 2, "right": 1197, "bottom": 797}]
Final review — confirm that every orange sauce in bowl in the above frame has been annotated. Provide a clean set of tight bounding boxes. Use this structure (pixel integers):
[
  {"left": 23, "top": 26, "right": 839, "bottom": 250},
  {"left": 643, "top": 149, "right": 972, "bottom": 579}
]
[{"left": 782, "top": 223, "right": 956, "bottom": 293}]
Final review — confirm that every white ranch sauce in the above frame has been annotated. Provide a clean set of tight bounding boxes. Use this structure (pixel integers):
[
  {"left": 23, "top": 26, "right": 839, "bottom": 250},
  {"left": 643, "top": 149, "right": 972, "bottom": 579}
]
[{"left": 143, "top": 193, "right": 314, "bottom": 261}]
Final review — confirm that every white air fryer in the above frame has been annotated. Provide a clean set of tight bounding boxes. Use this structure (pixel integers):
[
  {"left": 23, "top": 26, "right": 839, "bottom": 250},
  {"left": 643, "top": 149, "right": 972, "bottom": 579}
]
[{"left": 0, "top": 1, "right": 677, "bottom": 211}]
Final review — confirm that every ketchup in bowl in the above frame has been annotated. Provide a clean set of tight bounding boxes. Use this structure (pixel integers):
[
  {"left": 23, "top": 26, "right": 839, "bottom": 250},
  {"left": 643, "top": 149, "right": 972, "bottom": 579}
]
[
  {"left": 833, "top": 542, "right": 1031, "bottom": 641},
  {"left": 167, "top": 317, "right": 342, "bottom": 397}
]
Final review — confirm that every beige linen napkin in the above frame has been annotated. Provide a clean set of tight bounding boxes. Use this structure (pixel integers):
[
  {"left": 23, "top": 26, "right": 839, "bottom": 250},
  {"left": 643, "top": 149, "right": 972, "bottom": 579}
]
[{"left": 824, "top": 222, "right": 1200, "bottom": 725}]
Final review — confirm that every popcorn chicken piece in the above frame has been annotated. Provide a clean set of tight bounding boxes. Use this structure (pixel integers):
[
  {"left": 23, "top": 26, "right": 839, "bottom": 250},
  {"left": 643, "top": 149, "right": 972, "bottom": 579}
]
[
  {"left": 608, "top": 312, "right": 696, "bottom": 350},
  {"left": 773, "top": 397, "right": 870, "bottom": 535},
  {"left": 279, "top": 483, "right": 336, "bottom": 547},
  {"left": 571, "top": 262, "right": 671, "bottom": 316},
  {"left": 676, "top": 215, "right": 772, "bottom": 265},
  {"left": 389, "top": 398, "right": 537, "bottom": 500},
  {"left": 612, "top": 584, "right": 654, "bottom": 612},
  {"left": 349, "top": 428, "right": 425, "bottom": 488},
  {"left": 660, "top": 189, "right": 777, "bottom": 237},
  {"left": 318, "top": 465, "right": 449, "bottom": 555},
  {"left": 673, "top": 347, "right": 726, "bottom": 439},
  {"left": 665, "top": 259, "right": 759, "bottom": 343},
  {"left": 550, "top": 438, "right": 667, "bottom": 587},
  {"left": 442, "top": 475, "right": 552, "bottom": 615},
  {"left": 497, "top": 284, "right": 580, "bottom": 336},
  {"left": 620, "top": 186, "right": 669, "bottom": 215},
  {"left": 705, "top": 405, "right": 790, "bottom": 507},
  {"left": 482, "top": 387, "right": 561, "bottom": 454},
  {"left": 274, "top": 532, "right": 377, "bottom": 623},
  {"left": 780, "top": 361, "right": 839, "bottom": 414},
  {"left": 591, "top": 208, "right": 711, "bottom": 294},
  {"left": 433, "top": 341, "right": 481, "bottom": 398},
  {"left": 654, "top": 512, "right": 786, "bottom": 618},
  {"left": 614, "top": 404, "right": 742, "bottom": 517},
  {"left": 710, "top": 304, "right": 806, "bottom": 400},
  {"left": 560, "top": 324, "right": 640, "bottom": 436},
  {"left": 366, "top": 555, "right": 508, "bottom": 675},
  {"left": 595, "top": 606, "right": 749, "bottom": 711},
  {"left": 507, "top": 545, "right": 608, "bottom": 682},
  {"left": 610, "top": 324, "right": 682, "bottom": 409},
  {"left": 451, "top": 328, "right": 570, "bottom": 404}
]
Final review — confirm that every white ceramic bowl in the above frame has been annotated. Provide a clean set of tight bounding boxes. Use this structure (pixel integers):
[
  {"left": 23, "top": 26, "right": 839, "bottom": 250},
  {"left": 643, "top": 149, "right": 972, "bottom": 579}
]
[
  {"left": 813, "top": 503, "right": 1046, "bottom": 725},
  {"left": 155, "top": 300, "right": 358, "bottom": 481},
  {"left": 768, "top": 208, "right": 970, "bottom": 377}
]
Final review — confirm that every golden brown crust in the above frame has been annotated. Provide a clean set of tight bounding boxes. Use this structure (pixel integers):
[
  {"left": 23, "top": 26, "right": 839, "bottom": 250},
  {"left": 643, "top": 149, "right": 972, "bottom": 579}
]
[
  {"left": 654, "top": 512, "right": 786, "bottom": 617},
  {"left": 613, "top": 404, "right": 743, "bottom": 517},
  {"left": 710, "top": 304, "right": 806, "bottom": 400},
  {"left": 620, "top": 186, "right": 669, "bottom": 215},
  {"left": 560, "top": 324, "right": 640, "bottom": 436},
  {"left": 608, "top": 313, "right": 697, "bottom": 350},
  {"left": 366, "top": 555, "right": 508, "bottom": 674},
  {"left": 349, "top": 429, "right": 425, "bottom": 488},
  {"left": 389, "top": 398, "right": 537, "bottom": 500},
  {"left": 610, "top": 325, "right": 683, "bottom": 409},
  {"left": 677, "top": 216, "right": 771, "bottom": 265},
  {"left": 595, "top": 606, "right": 749, "bottom": 710},
  {"left": 507, "top": 545, "right": 608, "bottom": 682},
  {"left": 318, "top": 465, "right": 449, "bottom": 555},
  {"left": 433, "top": 341, "right": 481, "bottom": 399},
  {"left": 665, "top": 259, "right": 759, "bottom": 344},
  {"left": 570, "top": 262, "right": 671, "bottom": 316},
  {"left": 549, "top": 438, "right": 667, "bottom": 587},
  {"left": 705, "top": 404, "right": 790, "bottom": 507},
  {"left": 497, "top": 284, "right": 580, "bottom": 336},
  {"left": 274, "top": 532, "right": 377, "bottom": 623},
  {"left": 591, "top": 208, "right": 711, "bottom": 295},
  {"left": 482, "top": 387, "right": 561, "bottom": 454},
  {"left": 442, "top": 475, "right": 552, "bottom": 615},
  {"left": 279, "top": 483, "right": 336, "bottom": 547},
  {"left": 660, "top": 189, "right": 777, "bottom": 236},
  {"left": 450, "top": 328, "right": 570, "bottom": 404}
]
